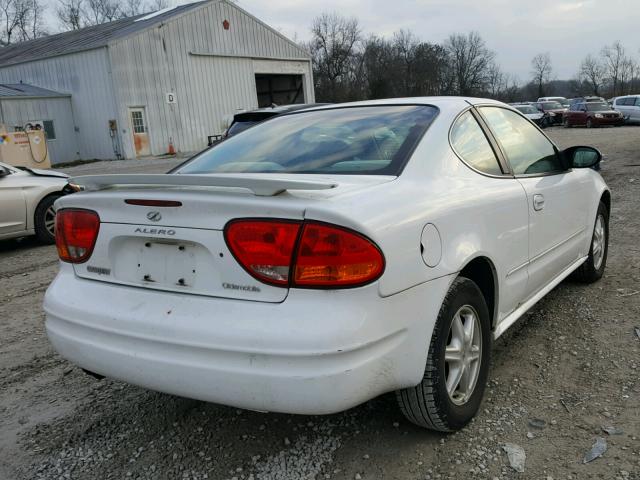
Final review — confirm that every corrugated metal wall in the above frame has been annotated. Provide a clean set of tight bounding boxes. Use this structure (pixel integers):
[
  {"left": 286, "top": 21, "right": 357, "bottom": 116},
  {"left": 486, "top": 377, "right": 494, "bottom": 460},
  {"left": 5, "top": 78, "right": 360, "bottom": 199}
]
[
  {"left": 0, "top": 96, "right": 78, "bottom": 164},
  {"left": 0, "top": 49, "right": 120, "bottom": 162},
  {"left": 108, "top": 0, "right": 314, "bottom": 158}
]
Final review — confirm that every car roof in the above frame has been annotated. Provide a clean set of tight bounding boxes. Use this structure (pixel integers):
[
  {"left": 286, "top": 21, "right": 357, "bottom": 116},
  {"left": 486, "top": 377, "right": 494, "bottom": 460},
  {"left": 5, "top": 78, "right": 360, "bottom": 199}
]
[
  {"left": 235, "top": 97, "right": 515, "bottom": 123},
  {"left": 232, "top": 103, "right": 332, "bottom": 122}
]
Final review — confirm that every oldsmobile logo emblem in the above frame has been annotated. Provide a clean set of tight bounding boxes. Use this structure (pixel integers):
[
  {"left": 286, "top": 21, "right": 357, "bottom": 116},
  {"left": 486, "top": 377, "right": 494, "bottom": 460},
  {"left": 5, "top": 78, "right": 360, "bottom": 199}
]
[{"left": 147, "top": 211, "right": 162, "bottom": 222}]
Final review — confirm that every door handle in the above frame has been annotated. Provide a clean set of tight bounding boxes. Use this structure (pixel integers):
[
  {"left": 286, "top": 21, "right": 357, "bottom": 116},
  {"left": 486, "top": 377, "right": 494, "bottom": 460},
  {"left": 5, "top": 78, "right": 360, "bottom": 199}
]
[{"left": 533, "top": 194, "right": 545, "bottom": 211}]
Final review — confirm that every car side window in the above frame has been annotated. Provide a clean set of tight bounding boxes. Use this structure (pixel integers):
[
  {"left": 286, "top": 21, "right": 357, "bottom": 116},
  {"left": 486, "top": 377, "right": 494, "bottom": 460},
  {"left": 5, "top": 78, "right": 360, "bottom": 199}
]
[
  {"left": 635, "top": 97, "right": 640, "bottom": 106},
  {"left": 450, "top": 111, "right": 503, "bottom": 175},
  {"left": 479, "top": 107, "right": 564, "bottom": 176}
]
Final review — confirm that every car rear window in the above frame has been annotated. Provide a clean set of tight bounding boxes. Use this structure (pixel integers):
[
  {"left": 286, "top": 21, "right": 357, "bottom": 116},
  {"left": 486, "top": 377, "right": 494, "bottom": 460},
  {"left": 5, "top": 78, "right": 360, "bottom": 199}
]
[
  {"left": 177, "top": 105, "right": 439, "bottom": 176},
  {"left": 226, "top": 121, "right": 259, "bottom": 136},
  {"left": 541, "top": 102, "right": 562, "bottom": 109},
  {"left": 586, "top": 103, "right": 610, "bottom": 111}
]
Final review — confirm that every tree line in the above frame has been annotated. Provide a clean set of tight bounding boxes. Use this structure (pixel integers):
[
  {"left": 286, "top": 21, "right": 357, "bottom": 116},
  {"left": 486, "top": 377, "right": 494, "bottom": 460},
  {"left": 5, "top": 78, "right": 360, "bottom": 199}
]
[
  {"left": 0, "top": 0, "right": 171, "bottom": 45},
  {"left": 306, "top": 13, "right": 640, "bottom": 103}
]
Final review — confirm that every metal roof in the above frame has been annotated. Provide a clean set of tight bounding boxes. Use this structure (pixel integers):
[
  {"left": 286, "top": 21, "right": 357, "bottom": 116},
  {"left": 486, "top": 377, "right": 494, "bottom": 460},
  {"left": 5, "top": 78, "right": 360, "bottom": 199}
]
[
  {"left": 0, "top": 1, "right": 209, "bottom": 68},
  {"left": 0, "top": 83, "right": 70, "bottom": 98}
]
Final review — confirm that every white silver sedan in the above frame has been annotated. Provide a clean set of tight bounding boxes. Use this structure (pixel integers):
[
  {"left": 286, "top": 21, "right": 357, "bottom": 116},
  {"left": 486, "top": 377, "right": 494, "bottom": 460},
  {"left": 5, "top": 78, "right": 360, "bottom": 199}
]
[
  {"left": 44, "top": 97, "right": 609, "bottom": 431},
  {"left": 0, "top": 161, "right": 73, "bottom": 243}
]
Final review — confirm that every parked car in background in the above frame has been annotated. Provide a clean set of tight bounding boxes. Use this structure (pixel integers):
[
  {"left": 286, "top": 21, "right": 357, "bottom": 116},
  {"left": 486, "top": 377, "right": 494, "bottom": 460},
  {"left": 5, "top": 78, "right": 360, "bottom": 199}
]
[
  {"left": 224, "top": 103, "right": 330, "bottom": 138},
  {"left": 537, "top": 96, "right": 569, "bottom": 108},
  {"left": 0, "top": 162, "right": 76, "bottom": 243},
  {"left": 533, "top": 100, "right": 567, "bottom": 125},
  {"left": 613, "top": 95, "right": 640, "bottom": 123},
  {"left": 511, "top": 103, "right": 547, "bottom": 127},
  {"left": 45, "top": 97, "right": 610, "bottom": 433},
  {"left": 568, "top": 96, "right": 606, "bottom": 106},
  {"left": 564, "top": 102, "right": 624, "bottom": 128}
]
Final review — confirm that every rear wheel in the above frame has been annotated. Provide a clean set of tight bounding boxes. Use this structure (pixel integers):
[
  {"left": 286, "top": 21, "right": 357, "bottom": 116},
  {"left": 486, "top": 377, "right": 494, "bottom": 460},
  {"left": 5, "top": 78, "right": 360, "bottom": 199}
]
[
  {"left": 34, "top": 194, "right": 61, "bottom": 244},
  {"left": 573, "top": 201, "right": 609, "bottom": 283},
  {"left": 396, "top": 277, "right": 491, "bottom": 431}
]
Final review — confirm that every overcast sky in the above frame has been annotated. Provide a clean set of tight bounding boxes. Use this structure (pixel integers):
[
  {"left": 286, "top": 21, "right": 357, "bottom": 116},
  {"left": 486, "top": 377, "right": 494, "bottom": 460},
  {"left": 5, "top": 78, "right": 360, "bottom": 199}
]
[{"left": 232, "top": 0, "right": 640, "bottom": 81}]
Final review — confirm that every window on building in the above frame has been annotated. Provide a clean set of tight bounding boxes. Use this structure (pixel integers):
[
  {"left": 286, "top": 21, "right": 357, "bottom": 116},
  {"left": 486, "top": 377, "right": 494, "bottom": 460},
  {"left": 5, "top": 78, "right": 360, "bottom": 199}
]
[
  {"left": 131, "top": 111, "right": 146, "bottom": 133},
  {"left": 43, "top": 120, "right": 56, "bottom": 140}
]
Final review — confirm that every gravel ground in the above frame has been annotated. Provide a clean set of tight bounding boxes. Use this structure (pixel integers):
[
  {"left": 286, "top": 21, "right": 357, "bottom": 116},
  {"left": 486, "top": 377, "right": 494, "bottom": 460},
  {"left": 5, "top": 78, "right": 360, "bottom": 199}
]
[{"left": 1, "top": 126, "right": 639, "bottom": 480}]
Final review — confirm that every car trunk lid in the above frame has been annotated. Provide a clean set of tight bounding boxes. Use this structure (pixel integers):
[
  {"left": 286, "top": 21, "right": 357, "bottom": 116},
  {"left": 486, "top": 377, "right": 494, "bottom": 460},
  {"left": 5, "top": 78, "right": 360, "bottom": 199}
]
[{"left": 60, "top": 174, "right": 395, "bottom": 303}]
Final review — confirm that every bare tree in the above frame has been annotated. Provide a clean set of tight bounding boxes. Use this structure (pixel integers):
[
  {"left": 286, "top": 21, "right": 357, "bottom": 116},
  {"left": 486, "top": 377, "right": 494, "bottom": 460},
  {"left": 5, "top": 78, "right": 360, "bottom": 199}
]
[
  {"left": 56, "top": 0, "right": 82, "bottom": 30},
  {"left": 601, "top": 41, "right": 626, "bottom": 96},
  {"left": 83, "top": 0, "right": 121, "bottom": 25},
  {"left": 486, "top": 62, "right": 506, "bottom": 98},
  {"left": 147, "top": 0, "right": 169, "bottom": 10},
  {"left": 308, "top": 12, "right": 362, "bottom": 102},
  {"left": 443, "top": 32, "right": 495, "bottom": 95},
  {"left": 531, "top": 52, "right": 552, "bottom": 98},
  {"left": 619, "top": 57, "right": 636, "bottom": 95},
  {"left": 579, "top": 54, "right": 606, "bottom": 96},
  {"left": 0, "top": 0, "right": 45, "bottom": 44}
]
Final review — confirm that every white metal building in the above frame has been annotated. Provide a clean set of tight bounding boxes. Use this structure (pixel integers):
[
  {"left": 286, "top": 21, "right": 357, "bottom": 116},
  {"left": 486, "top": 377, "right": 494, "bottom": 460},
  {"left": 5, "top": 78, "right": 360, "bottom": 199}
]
[
  {"left": 0, "top": 83, "right": 77, "bottom": 165},
  {"left": 0, "top": 0, "right": 314, "bottom": 164}
]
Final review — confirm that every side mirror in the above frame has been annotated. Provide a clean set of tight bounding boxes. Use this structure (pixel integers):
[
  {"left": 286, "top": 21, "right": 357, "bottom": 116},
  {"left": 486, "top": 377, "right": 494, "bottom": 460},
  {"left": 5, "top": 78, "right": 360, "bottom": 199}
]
[{"left": 564, "top": 146, "right": 602, "bottom": 169}]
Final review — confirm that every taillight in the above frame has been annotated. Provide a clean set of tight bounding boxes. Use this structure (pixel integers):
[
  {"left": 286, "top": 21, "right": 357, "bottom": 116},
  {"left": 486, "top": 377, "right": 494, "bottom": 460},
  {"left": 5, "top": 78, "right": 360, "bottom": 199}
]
[
  {"left": 55, "top": 209, "right": 100, "bottom": 263},
  {"left": 224, "top": 220, "right": 301, "bottom": 285},
  {"left": 294, "top": 223, "right": 384, "bottom": 287},
  {"left": 224, "top": 219, "right": 384, "bottom": 288}
]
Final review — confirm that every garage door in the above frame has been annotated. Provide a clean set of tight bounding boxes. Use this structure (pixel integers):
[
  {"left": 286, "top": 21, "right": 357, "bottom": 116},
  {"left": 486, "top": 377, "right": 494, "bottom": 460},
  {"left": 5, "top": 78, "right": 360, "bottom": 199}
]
[{"left": 255, "top": 74, "right": 304, "bottom": 107}]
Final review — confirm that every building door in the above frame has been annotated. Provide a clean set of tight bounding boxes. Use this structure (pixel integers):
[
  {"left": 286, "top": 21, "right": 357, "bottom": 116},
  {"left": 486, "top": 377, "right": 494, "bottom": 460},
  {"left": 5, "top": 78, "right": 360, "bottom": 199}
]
[
  {"left": 129, "top": 107, "right": 150, "bottom": 157},
  {"left": 255, "top": 74, "right": 304, "bottom": 107}
]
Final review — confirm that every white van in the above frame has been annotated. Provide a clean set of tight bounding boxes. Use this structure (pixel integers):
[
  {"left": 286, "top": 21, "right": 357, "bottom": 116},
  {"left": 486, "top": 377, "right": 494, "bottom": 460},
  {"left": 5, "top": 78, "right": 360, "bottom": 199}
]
[
  {"left": 537, "top": 96, "right": 569, "bottom": 107},
  {"left": 613, "top": 95, "right": 640, "bottom": 123}
]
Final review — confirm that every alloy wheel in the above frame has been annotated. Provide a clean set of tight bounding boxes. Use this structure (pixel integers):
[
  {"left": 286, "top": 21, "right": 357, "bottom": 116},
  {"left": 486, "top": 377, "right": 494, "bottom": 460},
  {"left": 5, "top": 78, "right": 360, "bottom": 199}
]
[
  {"left": 44, "top": 206, "right": 56, "bottom": 237},
  {"left": 592, "top": 214, "right": 606, "bottom": 270},
  {"left": 445, "top": 305, "right": 482, "bottom": 405}
]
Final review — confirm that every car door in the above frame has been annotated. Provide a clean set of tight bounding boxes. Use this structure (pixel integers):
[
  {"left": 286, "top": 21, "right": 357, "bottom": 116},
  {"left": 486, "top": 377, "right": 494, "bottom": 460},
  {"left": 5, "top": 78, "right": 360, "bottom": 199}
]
[
  {"left": 478, "top": 106, "right": 587, "bottom": 298},
  {"left": 575, "top": 103, "right": 589, "bottom": 125},
  {"left": 450, "top": 109, "right": 530, "bottom": 320},
  {"left": 565, "top": 104, "right": 577, "bottom": 125},
  {"left": 0, "top": 166, "right": 27, "bottom": 237},
  {"left": 631, "top": 97, "right": 640, "bottom": 122},
  {"left": 614, "top": 98, "right": 627, "bottom": 119}
]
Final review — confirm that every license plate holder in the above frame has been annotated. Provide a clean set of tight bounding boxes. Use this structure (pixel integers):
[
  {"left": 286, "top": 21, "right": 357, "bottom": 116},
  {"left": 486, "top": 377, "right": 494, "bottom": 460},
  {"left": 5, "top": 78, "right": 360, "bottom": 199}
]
[{"left": 138, "top": 241, "right": 197, "bottom": 288}]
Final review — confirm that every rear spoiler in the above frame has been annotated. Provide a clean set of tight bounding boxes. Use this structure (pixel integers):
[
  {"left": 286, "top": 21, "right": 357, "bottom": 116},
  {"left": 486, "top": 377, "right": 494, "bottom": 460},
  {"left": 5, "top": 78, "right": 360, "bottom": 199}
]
[{"left": 69, "top": 174, "right": 337, "bottom": 197}]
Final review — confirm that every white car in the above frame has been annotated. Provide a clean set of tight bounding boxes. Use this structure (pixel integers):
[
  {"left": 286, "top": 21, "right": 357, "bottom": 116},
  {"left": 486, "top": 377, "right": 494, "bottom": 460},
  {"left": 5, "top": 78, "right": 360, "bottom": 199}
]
[
  {"left": 613, "top": 95, "right": 640, "bottom": 123},
  {"left": 511, "top": 103, "right": 546, "bottom": 127},
  {"left": 44, "top": 98, "right": 609, "bottom": 431},
  {"left": 0, "top": 161, "right": 74, "bottom": 243},
  {"left": 537, "top": 96, "right": 570, "bottom": 108}
]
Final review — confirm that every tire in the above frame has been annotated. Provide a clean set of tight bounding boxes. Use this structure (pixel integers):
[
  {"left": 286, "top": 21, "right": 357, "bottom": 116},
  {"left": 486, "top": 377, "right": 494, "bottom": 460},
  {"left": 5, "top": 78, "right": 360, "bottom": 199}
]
[
  {"left": 34, "top": 194, "right": 62, "bottom": 244},
  {"left": 395, "top": 276, "right": 491, "bottom": 431},
  {"left": 586, "top": 118, "right": 593, "bottom": 128},
  {"left": 563, "top": 117, "right": 570, "bottom": 128},
  {"left": 572, "top": 201, "right": 609, "bottom": 283}
]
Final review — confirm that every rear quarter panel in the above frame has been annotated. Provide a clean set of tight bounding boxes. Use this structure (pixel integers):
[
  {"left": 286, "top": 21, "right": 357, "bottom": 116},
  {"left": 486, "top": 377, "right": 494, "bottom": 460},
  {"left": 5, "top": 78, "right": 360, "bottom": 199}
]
[{"left": 303, "top": 104, "right": 530, "bottom": 322}]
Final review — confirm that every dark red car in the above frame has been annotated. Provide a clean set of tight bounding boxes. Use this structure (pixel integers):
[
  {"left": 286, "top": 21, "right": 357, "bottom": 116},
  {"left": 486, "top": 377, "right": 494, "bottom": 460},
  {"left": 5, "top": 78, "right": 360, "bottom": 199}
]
[{"left": 564, "top": 102, "right": 624, "bottom": 128}]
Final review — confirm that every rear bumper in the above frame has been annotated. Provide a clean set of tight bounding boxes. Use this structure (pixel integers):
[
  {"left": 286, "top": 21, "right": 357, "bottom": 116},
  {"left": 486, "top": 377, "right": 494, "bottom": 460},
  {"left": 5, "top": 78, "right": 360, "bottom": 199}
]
[{"left": 44, "top": 265, "right": 452, "bottom": 414}]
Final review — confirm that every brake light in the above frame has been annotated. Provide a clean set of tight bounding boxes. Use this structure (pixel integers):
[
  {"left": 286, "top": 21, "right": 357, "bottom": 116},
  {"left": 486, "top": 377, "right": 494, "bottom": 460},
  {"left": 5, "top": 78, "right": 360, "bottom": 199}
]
[
  {"left": 224, "top": 220, "right": 300, "bottom": 285},
  {"left": 294, "top": 223, "right": 384, "bottom": 287},
  {"left": 224, "top": 219, "right": 384, "bottom": 288},
  {"left": 55, "top": 209, "right": 100, "bottom": 263}
]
